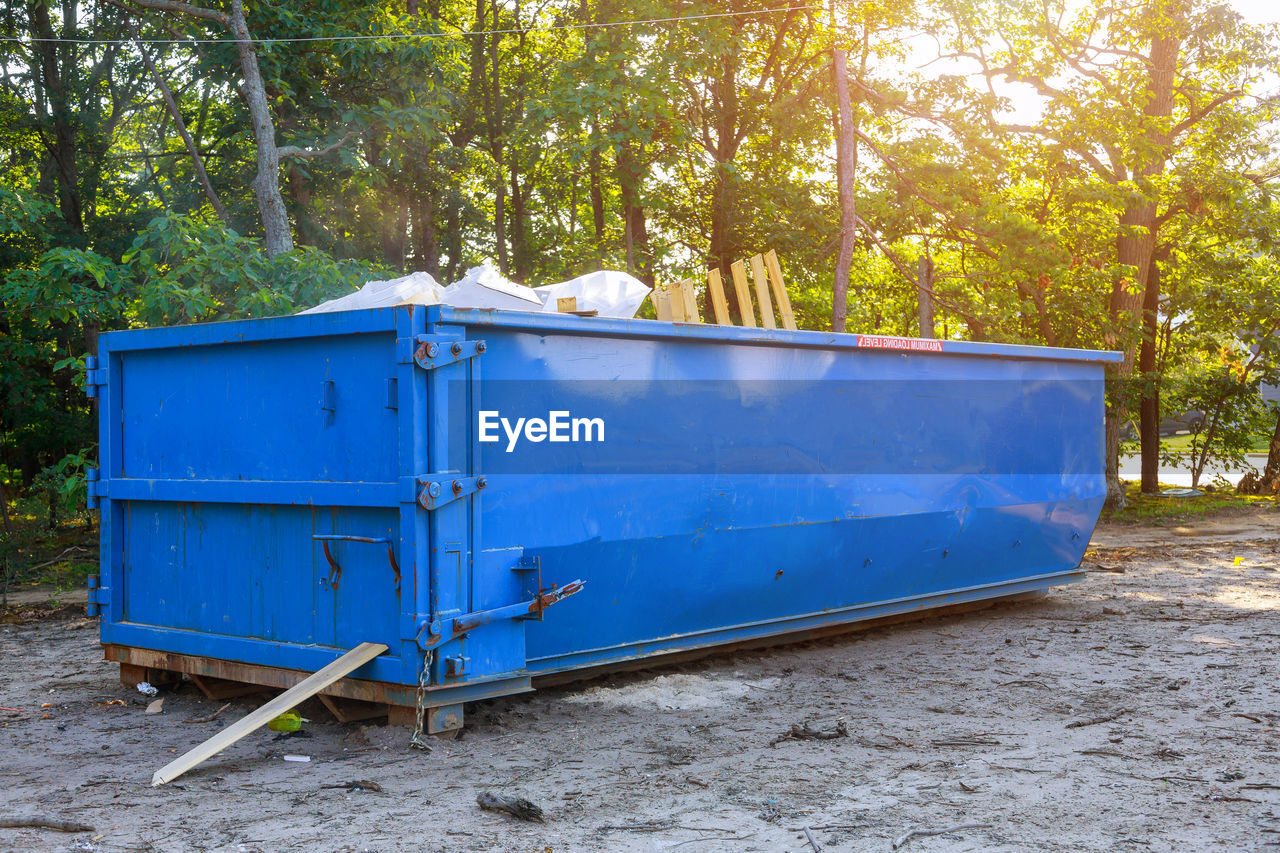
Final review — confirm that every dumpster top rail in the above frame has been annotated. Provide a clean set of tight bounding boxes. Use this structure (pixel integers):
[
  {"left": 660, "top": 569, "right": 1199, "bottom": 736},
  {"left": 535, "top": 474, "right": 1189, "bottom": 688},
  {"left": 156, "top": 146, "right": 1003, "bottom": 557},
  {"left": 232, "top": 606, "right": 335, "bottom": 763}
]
[{"left": 100, "top": 304, "right": 1124, "bottom": 364}]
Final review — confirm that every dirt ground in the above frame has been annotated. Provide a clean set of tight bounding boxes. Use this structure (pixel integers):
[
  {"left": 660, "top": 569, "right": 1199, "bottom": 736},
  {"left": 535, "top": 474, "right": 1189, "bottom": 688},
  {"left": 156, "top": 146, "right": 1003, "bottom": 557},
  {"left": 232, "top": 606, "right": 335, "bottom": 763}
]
[{"left": 3, "top": 510, "right": 1280, "bottom": 852}]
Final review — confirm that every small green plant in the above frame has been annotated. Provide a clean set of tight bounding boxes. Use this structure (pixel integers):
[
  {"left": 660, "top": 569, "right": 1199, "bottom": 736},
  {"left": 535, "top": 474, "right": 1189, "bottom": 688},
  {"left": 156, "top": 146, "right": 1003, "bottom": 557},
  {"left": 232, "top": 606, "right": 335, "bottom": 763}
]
[
  {"left": 1160, "top": 358, "right": 1271, "bottom": 490},
  {"left": 32, "top": 452, "right": 92, "bottom": 530}
]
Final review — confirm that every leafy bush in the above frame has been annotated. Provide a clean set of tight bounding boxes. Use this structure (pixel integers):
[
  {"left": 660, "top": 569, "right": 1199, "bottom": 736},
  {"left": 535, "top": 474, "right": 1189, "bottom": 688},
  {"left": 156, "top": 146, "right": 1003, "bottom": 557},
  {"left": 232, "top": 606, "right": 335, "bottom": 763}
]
[
  {"left": 1, "top": 210, "right": 390, "bottom": 528},
  {"left": 123, "top": 212, "right": 388, "bottom": 325},
  {"left": 1162, "top": 359, "right": 1272, "bottom": 489},
  {"left": 31, "top": 451, "right": 92, "bottom": 530}
]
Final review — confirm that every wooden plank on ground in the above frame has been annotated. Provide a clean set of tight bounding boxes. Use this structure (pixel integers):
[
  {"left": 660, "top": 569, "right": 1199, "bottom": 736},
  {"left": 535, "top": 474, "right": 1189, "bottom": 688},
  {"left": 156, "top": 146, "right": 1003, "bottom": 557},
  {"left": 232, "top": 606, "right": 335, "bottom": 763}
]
[
  {"left": 151, "top": 642, "right": 388, "bottom": 786},
  {"left": 764, "top": 249, "right": 797, "bottom": 330},
  {"left": 750, "top": 253, "right": 776, "bottom": 329},
  {"left": 679, "top": 278, "right": 701, "bottom": 323},
  {"left": 706, "top": 268, "right": 731, "bottom": 324},
  {"left": 653, "top": 288, "right": 673, "bottom": 322},
  {"left": 730, "top": 260, "right": 756, "bottom": 327}
]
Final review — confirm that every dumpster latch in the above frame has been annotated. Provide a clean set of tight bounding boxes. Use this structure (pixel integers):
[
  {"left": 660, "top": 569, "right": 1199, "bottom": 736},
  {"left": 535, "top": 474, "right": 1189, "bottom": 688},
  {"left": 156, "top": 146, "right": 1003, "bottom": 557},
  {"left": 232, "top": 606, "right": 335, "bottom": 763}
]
[
  {"left": 415, "top": 578, "right": 586, "bottom": 651},
  {"left": 412, "top": 336, "right": 485, "bottom": 371},
  {"left": 417, "top": 475, "right": 485, "bottom": 510}
]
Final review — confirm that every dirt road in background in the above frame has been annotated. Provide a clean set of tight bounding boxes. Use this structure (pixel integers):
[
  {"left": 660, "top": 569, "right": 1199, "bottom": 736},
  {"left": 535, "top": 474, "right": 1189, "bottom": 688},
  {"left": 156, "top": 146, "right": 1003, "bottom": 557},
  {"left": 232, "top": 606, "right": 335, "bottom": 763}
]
[{"left": 3, "top": 510, "right": 1279, "bottom": 852}]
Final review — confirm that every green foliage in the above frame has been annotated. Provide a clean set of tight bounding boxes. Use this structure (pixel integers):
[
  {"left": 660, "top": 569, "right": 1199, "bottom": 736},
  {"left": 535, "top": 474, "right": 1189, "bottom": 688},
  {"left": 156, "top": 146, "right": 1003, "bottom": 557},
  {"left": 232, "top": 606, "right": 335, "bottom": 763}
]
[
  {"left": 122, "top": 212, "right": 384, "bottom": 325},
  {"left": 1162, "top": 357, "right": 1273, "bottom": 489},
  {"left": 1, "top": 0, "right": 1279, "bottom": 527},
  {"left": 0, "top": 209, "right": 381, "bottom": 527},
  {"left": 31, "top": 451, "right": 92, "bottom": 531}
]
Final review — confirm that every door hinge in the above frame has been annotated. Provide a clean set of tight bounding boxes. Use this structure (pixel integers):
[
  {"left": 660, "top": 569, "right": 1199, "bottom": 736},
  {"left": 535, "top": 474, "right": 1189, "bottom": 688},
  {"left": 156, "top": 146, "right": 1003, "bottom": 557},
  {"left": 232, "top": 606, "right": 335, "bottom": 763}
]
[
  {"left": 86, "top": 468, "right": 103, "bottom": 509},
  {"left": 84, "top": 356, "right": 106, "bottom": 398},
  {"left": 87, "top": 574, "right": 104, "bottom": 617},
  {"left": 411, "top": 336, "right": 485, "bottom": 370},
  {"left": 417, "top": 475, "right": 486, "bottom": 510}
]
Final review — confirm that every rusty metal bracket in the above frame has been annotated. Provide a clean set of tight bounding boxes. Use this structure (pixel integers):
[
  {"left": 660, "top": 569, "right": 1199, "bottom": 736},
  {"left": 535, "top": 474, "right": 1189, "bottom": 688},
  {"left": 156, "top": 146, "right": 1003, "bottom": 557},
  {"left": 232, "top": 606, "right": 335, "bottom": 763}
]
[
  {"left": 411, "top": 336, "right": 485, "bottom": 371},
  {"left": 416, "top": 579, "right": 586, "bottom": 651},
  {"left": 312, "top": 534, "right": 401, "bottom": 594},
  {"left": 416, "top": 475, "right": 485, "bottom": 511}
]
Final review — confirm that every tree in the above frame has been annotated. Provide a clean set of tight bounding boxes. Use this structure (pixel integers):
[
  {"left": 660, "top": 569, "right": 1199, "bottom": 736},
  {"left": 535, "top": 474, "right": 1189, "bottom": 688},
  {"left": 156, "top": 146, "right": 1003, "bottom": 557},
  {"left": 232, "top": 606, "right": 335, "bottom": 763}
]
[
  {"left": 124, "top": 0, "right": 355, "bottom": 256},
  {"left": 939, "top": 0, "right": 1278, "bottom": 504}
]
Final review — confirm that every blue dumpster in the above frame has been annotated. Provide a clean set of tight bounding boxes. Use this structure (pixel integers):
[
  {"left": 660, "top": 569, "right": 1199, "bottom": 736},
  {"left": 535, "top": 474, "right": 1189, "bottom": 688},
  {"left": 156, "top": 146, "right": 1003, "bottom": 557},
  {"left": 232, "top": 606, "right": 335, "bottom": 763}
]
[{"left": 87, "top": 305, "right": 1120, "bottom": 731}]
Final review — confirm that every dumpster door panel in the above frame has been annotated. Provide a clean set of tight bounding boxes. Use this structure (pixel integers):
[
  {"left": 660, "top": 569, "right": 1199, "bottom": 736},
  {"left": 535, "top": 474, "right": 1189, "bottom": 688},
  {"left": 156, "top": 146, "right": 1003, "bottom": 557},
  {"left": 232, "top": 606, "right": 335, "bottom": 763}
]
[
  {"left": 318, "top": 508, "right": 402, "bottom": 651},
  {"left": 122, "top": 501, "right": 319, "bottom": 646}
]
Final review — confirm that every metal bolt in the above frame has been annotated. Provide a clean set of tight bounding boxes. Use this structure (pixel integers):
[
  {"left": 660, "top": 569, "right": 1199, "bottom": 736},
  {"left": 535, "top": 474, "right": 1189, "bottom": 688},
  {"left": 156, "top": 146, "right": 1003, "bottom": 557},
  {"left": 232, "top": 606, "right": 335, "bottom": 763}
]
[
  {"left": 452, "top": 479, "right": 464, "bottom": 495},
  {"left": 476, "top": 477, "right": 487, "bottom": 490},
  {"left": 425, "top": 342, "right": 439, "bottom": 358},
  {"left": 476, "top": 341, "right": 487, "bottom": 352},
  {"left": 427, "top": 482, "right": 442, "bottom": 498},
  {"left": 451, "top": 342, "right": 462, "bottom": 356}
]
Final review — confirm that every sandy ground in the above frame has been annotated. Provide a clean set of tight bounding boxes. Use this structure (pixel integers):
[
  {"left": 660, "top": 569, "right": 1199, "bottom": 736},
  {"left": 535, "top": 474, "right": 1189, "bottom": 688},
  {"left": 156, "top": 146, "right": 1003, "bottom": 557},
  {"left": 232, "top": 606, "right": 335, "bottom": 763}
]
[{"left": 3, "top": 510, "right": 1280, "bottom": 853}]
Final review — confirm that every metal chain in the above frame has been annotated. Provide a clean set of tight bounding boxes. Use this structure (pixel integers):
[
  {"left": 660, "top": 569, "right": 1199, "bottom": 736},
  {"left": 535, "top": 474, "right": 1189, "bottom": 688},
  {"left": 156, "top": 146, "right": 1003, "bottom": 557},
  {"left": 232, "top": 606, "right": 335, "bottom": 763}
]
[{"left": 409, "top": 647, "right": 433, "bottom": 751}]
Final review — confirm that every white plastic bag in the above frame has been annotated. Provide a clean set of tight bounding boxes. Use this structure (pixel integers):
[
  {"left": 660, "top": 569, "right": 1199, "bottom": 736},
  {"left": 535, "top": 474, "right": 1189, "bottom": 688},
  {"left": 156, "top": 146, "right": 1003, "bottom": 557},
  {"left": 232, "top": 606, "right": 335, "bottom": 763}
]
[
  {"left": 442, "top": 262, "right": 542, "bottom": 311},
  {"left": 534, "top": 270, "right": 651, "bottom": 319},
  {"left": 299, "top": 271, "right": 443, "bottom": 314}
]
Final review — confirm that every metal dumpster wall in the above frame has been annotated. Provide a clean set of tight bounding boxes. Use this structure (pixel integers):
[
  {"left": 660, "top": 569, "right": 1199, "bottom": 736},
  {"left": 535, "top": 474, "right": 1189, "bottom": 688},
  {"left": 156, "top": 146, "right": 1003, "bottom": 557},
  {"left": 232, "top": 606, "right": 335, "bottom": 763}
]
[
  {"left": 430, "top": 307, "right": 1117, "bottom": 679},
  {"left": 92, "top": 303, "right": 1119, "bottom": 706},
  {"left": 91, "top": 309, "right": 422, "bottom": 686}
]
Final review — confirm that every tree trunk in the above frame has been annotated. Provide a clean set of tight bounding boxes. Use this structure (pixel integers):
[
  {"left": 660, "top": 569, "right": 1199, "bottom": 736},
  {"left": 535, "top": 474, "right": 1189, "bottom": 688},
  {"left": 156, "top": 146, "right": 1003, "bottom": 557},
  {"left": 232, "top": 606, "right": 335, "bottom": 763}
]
[
  {"left": 1103, "top": 31, "right": 1179, "bottom": 510},
  {"left": 0, "top": 478, "right": 12, "bottom": 536},
  {"left": 617, "top": 140, "right": 653, "bottom": 285},
  {"left": 28, "top": 1, "right": 84, "bottom": 237},
  {"left": 126, "top": 17, "right": 228, "bottom": 223},
  {"left": 415, "top": 189, "right": 441, "bottom": 278},
  {"left": 832, "top": 49, "right": 857, "bottom": 333},
  {"left": 509, "top": 159, "right": 530, "bottom": 279},
  {"left": 1138, "top": 254, "right": 1163, "bottom": 493},
  {"left": 287, "top": 163, "right": 315, "bottom": 246},
  {"left": 588, "top": 135, "right": 605, "bottom": 261},
  {"left": 708, "top": 163, "right": 734, "bottom": 272},
  {"left": 917, "top": 253, "right": 934, "bottom": 338},
  {"left": 366, "top": 132, "right": 406, "bottom": 267},
  {"left": 707, "top": 54, "right": 744, "bottom": 319},
  {"left": 443, "top": 195, "right": 464, "bottom": 283},
  {"left": 1255, "top": 408, "right": 1280, "bottom": 493},
  {"left": 229, "top": 0, "right": 293, "bottom": 257},
  {"left": 383, "top": 199, "right": 408, "bottom": 270},
  {"left": 488, "top": 3, "right": 508, "bottom": 274}
]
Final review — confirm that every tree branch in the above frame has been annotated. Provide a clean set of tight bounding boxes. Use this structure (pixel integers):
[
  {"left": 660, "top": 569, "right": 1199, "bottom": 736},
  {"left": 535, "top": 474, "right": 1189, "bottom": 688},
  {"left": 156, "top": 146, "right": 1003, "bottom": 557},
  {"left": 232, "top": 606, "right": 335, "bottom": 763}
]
[
  {"left": 123, "top": 0, "right": 228, "bottom": 26},
  {"left": 1168, "top": 90, "right": 1242, "bottom": 139},
  {"left": 277, "top": 131, "right": 357, "bottom": 160},
  {"left": 114, "top": 8, "right": 229, "bottom": 222},
  {"left": 1002, "top": 123, "right": 1116, "bottom": 182}
]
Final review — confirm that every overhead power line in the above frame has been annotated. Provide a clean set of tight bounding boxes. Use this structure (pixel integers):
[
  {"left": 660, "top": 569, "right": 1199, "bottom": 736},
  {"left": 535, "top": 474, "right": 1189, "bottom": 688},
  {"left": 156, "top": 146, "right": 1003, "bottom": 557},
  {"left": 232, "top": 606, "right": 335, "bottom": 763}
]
[{"left": 0, "top": 3, "right": 829, "bottom": 47}]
